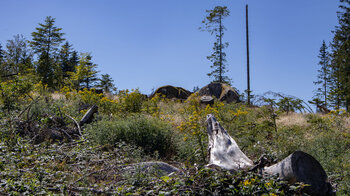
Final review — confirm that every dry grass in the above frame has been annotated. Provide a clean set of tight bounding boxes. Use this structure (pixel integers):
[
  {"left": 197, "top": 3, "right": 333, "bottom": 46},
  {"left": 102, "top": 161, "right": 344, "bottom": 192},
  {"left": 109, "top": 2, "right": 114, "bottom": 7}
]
[
  {"left": 276, "top": 112, "right": 309, "bottom": 127},
  {"left": 51, "top": 92, "right": 65, "bottom": 100}
]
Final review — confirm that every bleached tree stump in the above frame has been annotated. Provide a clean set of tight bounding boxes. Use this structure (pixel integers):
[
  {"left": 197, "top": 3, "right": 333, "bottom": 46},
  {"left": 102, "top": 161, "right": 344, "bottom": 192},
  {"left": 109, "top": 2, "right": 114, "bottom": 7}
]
[
  {"left": 206, "top": 114, "right": 332, "bottom": 195},
  {"left": 206, "top": 114, "right": 254, "bottom": 170}
]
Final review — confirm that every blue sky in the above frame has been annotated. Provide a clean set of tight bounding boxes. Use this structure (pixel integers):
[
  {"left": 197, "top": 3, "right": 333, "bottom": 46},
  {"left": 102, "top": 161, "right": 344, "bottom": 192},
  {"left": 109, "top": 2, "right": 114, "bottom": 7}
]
[{"left": 0, "top": 0, "right": 340, "bottom": 102}]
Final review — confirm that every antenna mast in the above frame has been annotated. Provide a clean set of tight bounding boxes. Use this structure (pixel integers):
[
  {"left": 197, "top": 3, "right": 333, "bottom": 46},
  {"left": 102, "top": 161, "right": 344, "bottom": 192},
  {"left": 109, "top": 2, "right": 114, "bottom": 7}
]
[{"left": 246, "top": 4, "right": 251, "bottom": 105}]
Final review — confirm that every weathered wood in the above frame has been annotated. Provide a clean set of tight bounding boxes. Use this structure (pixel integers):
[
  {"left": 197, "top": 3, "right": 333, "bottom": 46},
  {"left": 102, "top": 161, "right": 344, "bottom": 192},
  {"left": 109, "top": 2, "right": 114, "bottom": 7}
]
[
  {"left": 206, "top": 114, "right": 332, "bottom": 195},
  {"left": 206, "top": 114, "right": 254, "bottom": 170},
  {"left": 263, "top": 151, "right": 332, "bottom": 195},
  {"left": 79, "top": 104, "right": 98, "bottom": 126},
  {"left": 123, "top": 161, "right": 183, "bottom": 175}
]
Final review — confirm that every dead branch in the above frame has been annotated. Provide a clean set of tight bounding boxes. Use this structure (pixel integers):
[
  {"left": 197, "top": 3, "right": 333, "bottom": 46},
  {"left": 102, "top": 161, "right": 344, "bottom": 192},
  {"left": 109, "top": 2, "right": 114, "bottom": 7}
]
[{"left": 65, "top": 114, "right": 83, "bottom": 139}]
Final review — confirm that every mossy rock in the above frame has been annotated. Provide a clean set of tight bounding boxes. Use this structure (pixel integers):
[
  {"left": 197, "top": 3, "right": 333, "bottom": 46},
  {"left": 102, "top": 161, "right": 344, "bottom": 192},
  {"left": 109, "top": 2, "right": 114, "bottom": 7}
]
[
  {"left": 151, "top": 85, "right": 192, "bottom": 100},
  {"left": 198, "top": 82, "right": 240, "bottom": 103}
]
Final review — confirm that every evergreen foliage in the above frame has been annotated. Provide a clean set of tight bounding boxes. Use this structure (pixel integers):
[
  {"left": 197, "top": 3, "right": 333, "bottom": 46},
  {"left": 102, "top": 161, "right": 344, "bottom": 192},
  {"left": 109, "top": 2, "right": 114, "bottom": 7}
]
[
  {"left": 98, "top": 73, "right": 116, "bottom": 93},
  {"left": 328, "top": 0, "right": 350, "bottom": 110},
  {"left": 79, "top": 53, "right": 99, "bottom": 89},
  {"left": 68, "top": 53, "right": 98, "bottom": 90},
  {"left": 314, "top": 41, "right": 331, "bottom": 108},
  {"left": 200, "top": 6, "right": 231, "bottom": 84},
  {"left": 29, "top": 16, "right": 65, "bottom": 88},
  {"left": 59, "top": 41, "right": 75, "bottom": 78}
]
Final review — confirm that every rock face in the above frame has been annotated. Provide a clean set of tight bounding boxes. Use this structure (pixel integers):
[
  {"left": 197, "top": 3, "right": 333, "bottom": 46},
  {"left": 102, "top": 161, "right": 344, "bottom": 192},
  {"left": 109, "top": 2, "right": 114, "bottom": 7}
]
[
  {"left": 198, "top": 82, "right": 240, "bottom": 103},
  {"left": 151, "top": 85, "right": 192, "bottom": 100}
]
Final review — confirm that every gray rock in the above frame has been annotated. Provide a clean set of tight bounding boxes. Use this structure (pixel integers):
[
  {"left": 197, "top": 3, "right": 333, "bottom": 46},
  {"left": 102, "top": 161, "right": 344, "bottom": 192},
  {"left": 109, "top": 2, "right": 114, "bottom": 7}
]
[
  {"left": 200, "top": 96, "right": 214, "bottom": 105},
  {"left": 198, "top": 82, "right": 240, "bottom": 103},
  {"left": 151, "top": 85, "right": 191, "bottom": 100}
]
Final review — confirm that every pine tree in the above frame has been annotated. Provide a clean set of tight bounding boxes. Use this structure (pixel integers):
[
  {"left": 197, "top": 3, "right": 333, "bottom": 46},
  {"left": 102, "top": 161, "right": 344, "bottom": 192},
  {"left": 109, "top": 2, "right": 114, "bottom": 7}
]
[
  {"left": 59, "top": 41, "right": 75, "bottom": 78},
  {"left": 69, "top": 53, "right": 98, "bottom": 90},
  {"left": 200, "top": 6, "right": 231, "bottom": 84},
  {"left": 314, "top": 41, "right": 331, "bottom": 108},
  {"left": 29, "top": 16, "right": 65, "bottom": 88},
  {"left": 98, "top": 74, "right": 116, "bottom": 93},
  {"left": 80, "top": 53, "right": 98, "bottom": 89},
  {"left": 0, "top": 43, "right": 5, "bottom": 80},
  {"left": 329, "top": 0, "right": 350, "bottom": 110},
  {"left": 0, "top": 43, "right": 4, "bottom": 64},
  {"left": 69, "top": 51, "right": 79, "bottom": 73}
]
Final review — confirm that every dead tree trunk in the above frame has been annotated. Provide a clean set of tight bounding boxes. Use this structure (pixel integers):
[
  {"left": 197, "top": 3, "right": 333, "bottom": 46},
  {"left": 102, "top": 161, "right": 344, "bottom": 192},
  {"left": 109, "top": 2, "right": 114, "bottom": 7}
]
[
  {"left": 206, "top": 114, "right": 332, "bottom": 195},
  {"left": 264, "top": 151, "right": 331, "bottom": 195},
  {"left": 206, "top": 114, "right": 254, "bottom": 170},
  {"left": 79, "top": 105, "right": 98, "bottom": 126}
]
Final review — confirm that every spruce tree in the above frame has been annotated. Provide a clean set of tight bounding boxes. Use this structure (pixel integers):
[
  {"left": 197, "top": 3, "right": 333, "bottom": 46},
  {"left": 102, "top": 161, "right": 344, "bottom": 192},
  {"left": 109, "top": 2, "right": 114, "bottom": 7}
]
[
  {"left": 98, "top": 74, "right": 116, "bottom": 93},
  {"left": 0, "top": 43, "right": 5, "bottom": 80},
  {"left": 69, "top": 51, "right": 79, "bottom": 73},
  {"left": 80, "top": 53, "right": 98, "bottom": 89},
  {"left": 329, "top": 0, "right": 350, "bottom": 110},
  {"left": 59, "top": 41, "right": 75, "bottom": 78},
  {"left": 69, "top": 53, "right": 98, "bottom": 90},
  {"left": 200, "top": 6, "right": 231, "bottom": 84},
  {"left": 29, "top": 16, "right": 65, "bottom": 88},
  {"left": 0, "top": 43, "right": 4, "bottom": 64},
  {"left": 314, "top": 41, "right": 330, "bottom": 108}
]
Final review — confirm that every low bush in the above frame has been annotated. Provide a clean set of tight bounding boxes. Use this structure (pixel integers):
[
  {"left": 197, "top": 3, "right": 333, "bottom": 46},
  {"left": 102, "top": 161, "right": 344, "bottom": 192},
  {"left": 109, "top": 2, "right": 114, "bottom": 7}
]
[
  {"left": 86, "top": 115, "right": 178, "bottom": 159},
  {"left": 117, "top": 167, "right": 303, "bottom": 195}
]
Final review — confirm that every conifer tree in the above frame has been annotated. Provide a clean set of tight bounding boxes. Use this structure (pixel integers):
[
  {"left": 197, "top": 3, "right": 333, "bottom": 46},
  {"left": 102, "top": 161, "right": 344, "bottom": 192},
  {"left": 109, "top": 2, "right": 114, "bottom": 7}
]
[
  {"left": 59, "top": 41, "right": 75, "bottom": 78},
  {"left": 329, "top": 0, "right": 350, "bottom": 110},
  {"left": 29, "top": 16, "right": 65, "bottom": 88},
  {"left": 0, "top": 43, "right": 5, "bottom": 80},
  {"left": 314, "top": 41, "right": 330, "bottom": 107},
  {"left": 69, "top": 51, "right": 79, "bottom": 73},
  {"left": 69, "top": 53, "right": 98, "bottom": 90},
  {"left": 200, "top": 6, "right": 231, "bottom": 84},
  {"left": 98, "top": 74, "right": 116, "bottom": 93},
  {"left": 80, "top": 53, "right": 98, "bottom": 89}
]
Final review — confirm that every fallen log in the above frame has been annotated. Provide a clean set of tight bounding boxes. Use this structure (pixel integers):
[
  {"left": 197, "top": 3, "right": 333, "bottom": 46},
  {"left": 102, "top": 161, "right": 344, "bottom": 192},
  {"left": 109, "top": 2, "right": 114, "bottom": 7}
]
[{"left": 206, "top": 114, "right": 332, "bottom": 195}]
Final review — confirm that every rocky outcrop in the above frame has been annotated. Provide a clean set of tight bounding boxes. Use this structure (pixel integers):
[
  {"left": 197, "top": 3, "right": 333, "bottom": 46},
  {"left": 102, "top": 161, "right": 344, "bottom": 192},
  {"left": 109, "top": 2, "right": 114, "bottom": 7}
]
[
  {"left": 198, "top": 82, "right": 240, "bottom": 103},
  {"left": 151, "top": 85, "right": 192, "bottom": 100}
]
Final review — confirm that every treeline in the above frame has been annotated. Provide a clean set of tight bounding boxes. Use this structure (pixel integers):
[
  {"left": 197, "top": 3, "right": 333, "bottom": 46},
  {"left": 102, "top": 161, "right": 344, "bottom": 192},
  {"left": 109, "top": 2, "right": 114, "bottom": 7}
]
[
  {"left": 314, "top": 0, "right": 350, "bottom": 111},
  {"left": 0, "top": 16, "right": 116, "bottom": 93}
]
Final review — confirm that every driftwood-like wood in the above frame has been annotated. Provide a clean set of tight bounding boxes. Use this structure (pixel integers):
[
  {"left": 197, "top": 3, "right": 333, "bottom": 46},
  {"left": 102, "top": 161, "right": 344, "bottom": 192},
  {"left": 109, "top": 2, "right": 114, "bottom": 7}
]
[
  {"left": 123, "top": 161, "right": 183, "bottom": 175},
  {"left": 79, "top": 105, "right": 98, "bottom": 126},
  {"left": 206, "top": 114, "right": 254, "bottom": 170},
  {"left": 263, "top": 151, "right": 331, "bottom": 195},
  {"left": 206, "top": 114, "right": 332, "bottom": 195}
]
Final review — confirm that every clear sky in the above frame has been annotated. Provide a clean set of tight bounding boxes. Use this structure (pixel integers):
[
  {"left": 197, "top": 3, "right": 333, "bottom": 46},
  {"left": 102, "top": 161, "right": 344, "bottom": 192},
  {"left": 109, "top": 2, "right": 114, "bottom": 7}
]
[{"left": 0, "top": 0, "right": 340, "bottom": 103}]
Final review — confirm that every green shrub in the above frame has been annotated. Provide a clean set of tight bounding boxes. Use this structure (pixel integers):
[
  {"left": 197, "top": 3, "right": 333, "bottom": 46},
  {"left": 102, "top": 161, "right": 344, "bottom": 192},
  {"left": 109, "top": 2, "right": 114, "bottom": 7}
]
[
  {"left": 86, "top": 115, "right": 177, "bottom": 159},
  {"left": 116, "top": 167, "right": 303, "bottom": 195},
  {"left": 0, "top": 75, "right": 33, "bottom": 112},
  {"left": 118, "top": 89, "right": 145, "bottom": 113}
]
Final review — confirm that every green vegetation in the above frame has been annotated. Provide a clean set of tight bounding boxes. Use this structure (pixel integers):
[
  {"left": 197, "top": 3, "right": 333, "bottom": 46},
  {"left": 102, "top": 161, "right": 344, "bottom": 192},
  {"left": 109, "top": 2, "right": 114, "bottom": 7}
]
[
  {"left": 0, "top": 1, "right": 350, "bottom": 195},
  {"left": 0, "top": 87, "right": 350, "bottom": 194}
]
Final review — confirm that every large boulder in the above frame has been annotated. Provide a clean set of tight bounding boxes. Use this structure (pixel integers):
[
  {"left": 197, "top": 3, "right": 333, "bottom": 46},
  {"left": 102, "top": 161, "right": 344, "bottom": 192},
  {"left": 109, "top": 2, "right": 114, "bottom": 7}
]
[
  {"left": 198, "top": 82, "right": 240, "bottom": 103},
  {"left": 151, "top": 85, "right": 192, "bottom": 100}
]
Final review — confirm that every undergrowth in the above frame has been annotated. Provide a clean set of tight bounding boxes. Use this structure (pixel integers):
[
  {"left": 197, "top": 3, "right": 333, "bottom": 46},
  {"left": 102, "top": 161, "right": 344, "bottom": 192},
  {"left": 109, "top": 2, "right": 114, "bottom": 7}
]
[{"left": 0, "top": 89, "right": 349, "bottom": 194}]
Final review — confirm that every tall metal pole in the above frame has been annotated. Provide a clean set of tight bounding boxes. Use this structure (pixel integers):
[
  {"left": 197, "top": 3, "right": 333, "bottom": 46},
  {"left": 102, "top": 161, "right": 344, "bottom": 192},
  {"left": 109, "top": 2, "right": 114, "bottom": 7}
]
[{"left": 246, "top": 4, "right": 251, "bottom": 105}]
